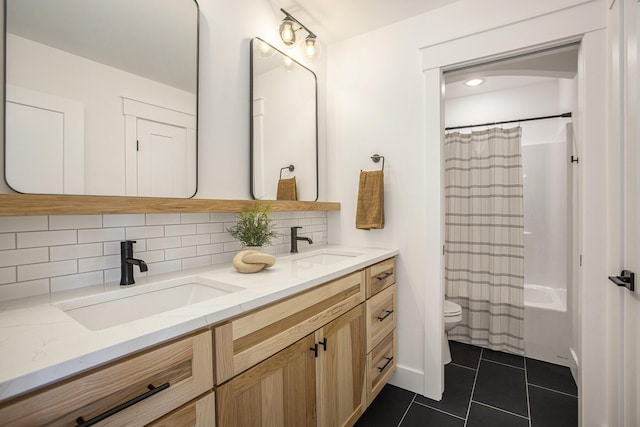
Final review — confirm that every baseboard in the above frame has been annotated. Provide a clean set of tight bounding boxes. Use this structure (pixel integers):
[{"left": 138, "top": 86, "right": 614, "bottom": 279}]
[{"left": 388, "top": 364, "right": 427, "bottom": 397}]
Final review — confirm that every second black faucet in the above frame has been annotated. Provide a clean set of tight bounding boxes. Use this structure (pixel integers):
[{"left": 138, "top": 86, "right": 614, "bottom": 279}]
[
  {"left": 290, "top": 226, "right": 313, "bottom": 253},
  {"left": 120, "top": 240, "right": 148, "bottom": 285}
]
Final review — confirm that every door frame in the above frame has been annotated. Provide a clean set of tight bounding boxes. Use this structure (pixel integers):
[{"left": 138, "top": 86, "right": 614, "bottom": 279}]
[{"left": 419, "top": 2, "right": 608, "bottom": 424}]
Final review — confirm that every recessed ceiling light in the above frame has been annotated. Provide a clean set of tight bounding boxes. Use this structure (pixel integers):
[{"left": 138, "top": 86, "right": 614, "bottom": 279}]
[{"left": 465, "top": 78, "right": 484, "bottom": 87}]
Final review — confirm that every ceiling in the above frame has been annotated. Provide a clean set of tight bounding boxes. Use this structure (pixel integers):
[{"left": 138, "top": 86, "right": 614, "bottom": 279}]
[{"left": 271, "top": 0, "right": 463, "bottom": 43}]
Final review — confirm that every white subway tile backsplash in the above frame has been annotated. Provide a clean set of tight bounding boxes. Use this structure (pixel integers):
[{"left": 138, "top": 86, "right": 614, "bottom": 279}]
[
  {"left": 181, "top": 213, "right": 210, "bottom": 224},
  {"left": 0, "top": 211, "right": 327, "bottom": 297},
  {"left": 102, "top": 214, "right": 145, "bottom": 228},
  {"left": 125, "top": 226, "right": 164, "bottom": 240},
  {"left": 146, "top": 237, "right": 181, "bottom": 251},
  {"left": 181, "top": 234, "right": 210, "bottom": 247},
  {"left": 78, "top": 228, "right": 125, "bottom": 243},
  {"left": 182, "top": 256, "right": 212, "bottom": 270},
  {"left": 0, "top": 234, "right": 16, "bottom": 250},
  {"left": 0, "top": 247, "right": 49, "bottom": 267},
  {"left": 18, "top": 230, "right": 77, "bottom": 249},
  {"left": 0, "top": 267, "right": 17, "bottom": 285},
  {"left": 197, "top": 243, "right": 224, "bottom": 256},
  {"left": 196, "top": 223, "right": 224, "bottom": 234},
  {"left": 147, "top": 260, "right": 182, "bottom": 276},
  {"left": 18, "top": 260, "right": 77, "bottom": 281},
  {"left": 50, "top": 243, "right": 103, "bottom": 261},
  {"left": 165, "top": 246, "right": 197, "bottom": 260},
  {"left": 210, "top": 213, "right": 236, "bottom": 223},
  {"left": 0, "top": 279, "right": 50, "bottom": 301},
  {"left": 49, "top": 215, "right": 102, "bottom": 230},
  {"left": 146, "top": 214, "right": 181, "bottom": 225},
  {"left": 51, "top": 271, "right": 103, "bottom": 293},
  {"left": 165, "top": 224, "right": 196, "bottom": 237},
  {"left": 135, "top": 250, "right": 165, "bottom": 264},
  {"left": 0, "top": 216, "right": 48, "bottom": 233},
  {"left": 78, "top": 255, "right": 120, "bottom": 273}
]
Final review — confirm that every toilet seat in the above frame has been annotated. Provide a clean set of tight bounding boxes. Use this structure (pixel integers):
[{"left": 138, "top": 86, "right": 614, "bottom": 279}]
[{"left": 444, "top": 300, "right": 462, "bottom": 317}]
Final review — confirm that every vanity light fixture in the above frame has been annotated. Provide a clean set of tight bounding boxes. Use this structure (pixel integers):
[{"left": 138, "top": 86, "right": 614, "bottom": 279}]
[
  {"left": 279, "top": 8, "right": 319, "bottom": 61},
  {"left": 465, "top": 78, "right": 485, "bottom": 87}
]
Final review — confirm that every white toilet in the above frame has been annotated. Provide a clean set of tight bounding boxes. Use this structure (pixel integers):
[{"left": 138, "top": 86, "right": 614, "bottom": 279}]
[{"left": 443, "top": 300, "right": 463, "bottom": 364}]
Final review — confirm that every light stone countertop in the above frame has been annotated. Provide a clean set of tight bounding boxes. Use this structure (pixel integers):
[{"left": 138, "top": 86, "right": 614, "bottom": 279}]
[{"left": 0, "top": 245, "right": 398, "bottom": 402}]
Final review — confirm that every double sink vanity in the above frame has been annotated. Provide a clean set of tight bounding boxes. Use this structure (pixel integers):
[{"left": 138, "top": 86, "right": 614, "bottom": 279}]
[{"left": 0, "top": 246, "right": 398, "bottom": 426}]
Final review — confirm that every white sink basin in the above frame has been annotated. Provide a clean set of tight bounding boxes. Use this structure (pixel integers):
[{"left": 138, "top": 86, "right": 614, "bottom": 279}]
[
  {"left": 56, "top": 277, "right": 243, "bottom": 330},
  {"left": 294, "top": 250, "right": 362, "bottom": 265}
]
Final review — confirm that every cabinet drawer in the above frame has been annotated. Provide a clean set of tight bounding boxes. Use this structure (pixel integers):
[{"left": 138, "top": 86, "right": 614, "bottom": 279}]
[
  {"left": 214, "top": 270, "right": 365, "bottom": 384},
  {"left": 0, "top": 330, "right": 213, "bottom": 427},
  {"left": 366, "top": 330, "right": 397, "bottom": 406},
  {"left": 366, "top": 257, "right": 395, "bottom": 298},
  {"left": 148, "top": 391, "right": 215, "bottom": 427},
  {"left": 366, "top": 284, "right": 396, "bottom": 352}
]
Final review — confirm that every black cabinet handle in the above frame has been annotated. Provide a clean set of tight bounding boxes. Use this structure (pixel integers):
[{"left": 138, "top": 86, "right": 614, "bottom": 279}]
[
  {"left": 375, "top": 272, "right": 393, "bottom": 282},
  {"left": 377, "top": 310, "right": 394, "bottom": 322},
  {"left": 377, "top": 357, "right": 394, "bottom": 373},
  {"left": 319, "top": 338, "right": 327, "bottom": 351},
  {"left": 75, "top": 382, "right": 170, "bottom": 427},
  {"left": 608, "top": 270, "right": 635, "bottom": 292},
  {"left": 310, "top": 344, "right": 318, "bottom": 358}
]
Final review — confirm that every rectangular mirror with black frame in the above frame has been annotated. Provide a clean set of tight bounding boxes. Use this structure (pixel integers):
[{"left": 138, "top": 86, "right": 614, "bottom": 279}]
[
  {"left": 250, "top": 37, "right": 318, "bottom": 202},
  {"left": 4, "top": 0, "right": 199, "bottom": 198}
]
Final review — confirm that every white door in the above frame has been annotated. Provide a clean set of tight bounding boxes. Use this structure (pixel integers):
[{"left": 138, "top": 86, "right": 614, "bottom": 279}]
[
  {"left": 621, "top": 1, "right": 640, "bottom": 424},
  {"left": 136, "top": 118, "right": 189, "bottom": 197},
  {"left": 5, "top": 86, "right": 84, "bottom": 194}
]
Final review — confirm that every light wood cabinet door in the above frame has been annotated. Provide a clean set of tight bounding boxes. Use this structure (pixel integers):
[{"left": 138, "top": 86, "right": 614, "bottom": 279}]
[
  {"left": 216, "top": 334, "right": 317, "bottom": 427},
  {"left": 148, "top": 391, "right": 215, "bottom": 427},
  {"left": 315, "top": 304, "right": 366, "bottom": 427}
]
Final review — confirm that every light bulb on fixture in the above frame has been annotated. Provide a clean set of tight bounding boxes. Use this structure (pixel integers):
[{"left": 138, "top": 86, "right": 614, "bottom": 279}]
[
  {"left": 279, "top": 18, "right": 296, "bottom": 46},
  {"left": 257, "top": 39, "right": 274, "bottom": 58},
  {"left": 465, "top": 78, "right": 484, "bottom": 87},
  {"left": 304, "top": 35, "right": 318, "bottom": 60}
]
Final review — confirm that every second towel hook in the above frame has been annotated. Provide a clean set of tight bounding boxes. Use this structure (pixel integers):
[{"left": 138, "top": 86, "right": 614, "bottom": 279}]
[
  {"left": 280, "top": 164, "right": 295, "bottom": 179},
  {"left": 371, "top": 154, "right": 385, "bottom": 171}
]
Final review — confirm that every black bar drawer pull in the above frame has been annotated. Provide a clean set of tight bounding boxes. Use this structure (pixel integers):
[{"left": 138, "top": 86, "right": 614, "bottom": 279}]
[
  {"left": 75, "top": 382, "right": 170, "bottom": 427},
  {"left": 377, "top": 310, "right": 394, "bottom": 321},
  {"left": 378, "top": 357, "right": 394, "bottom": 372},
  {"left": 375, "top": 272, "right": 393, "bottom": 282}
]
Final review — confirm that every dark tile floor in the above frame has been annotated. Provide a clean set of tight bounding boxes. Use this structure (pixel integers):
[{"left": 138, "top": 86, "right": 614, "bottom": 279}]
[{"left": 355, "top": 341, "right": 578, "bottom": 427}]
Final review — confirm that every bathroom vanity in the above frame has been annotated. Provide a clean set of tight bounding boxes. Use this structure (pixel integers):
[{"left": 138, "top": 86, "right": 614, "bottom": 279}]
[{"left": 0, "top": 247, "right": 397, "bottom": 426}]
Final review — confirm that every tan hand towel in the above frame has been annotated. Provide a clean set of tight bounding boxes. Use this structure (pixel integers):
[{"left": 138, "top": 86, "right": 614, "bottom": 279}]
[
  {"left": 356, "top": 170, "right": 384, "bottom": 230},
  {"left": 277, "top": 177, "right": 298, "bottom": 200}
]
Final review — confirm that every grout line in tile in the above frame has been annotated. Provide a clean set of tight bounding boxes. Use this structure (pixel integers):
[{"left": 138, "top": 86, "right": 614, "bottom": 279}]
[
  {"left": 527, "top": 382, "right": 578, "bottom": 398},
  {"left": 450, "top": 362, "right": 477, "bottom": 371},
  {"left": 471, "top": 400, "right": 530, "bottom": 421},
  {"left": 524, "top": 356, "right": 532, "bottom": 427},
  {"left": 396, "top": 393, "right": 417, "bottom": 427},
  {"left": 412, "top": 401, "right": 466, "bottom": 421},
  {"left": 463, "top": 347, "right": 483, "bottom": 427},
  {"left": 482, "top": 358, "right": 526, "bottom": 371}
]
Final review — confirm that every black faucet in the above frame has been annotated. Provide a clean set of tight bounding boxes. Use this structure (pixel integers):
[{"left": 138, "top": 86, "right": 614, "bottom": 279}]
[
  {"left": 290, "top": 226, "right": 313, "bottom": 253},
  {"left": 120, "top": 240, "right": 148, "bottom": 285}
]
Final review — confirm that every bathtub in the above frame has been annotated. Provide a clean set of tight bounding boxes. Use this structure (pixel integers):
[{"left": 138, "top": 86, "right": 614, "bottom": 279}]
[{"left": 524, "top": 284, "right": 572, "bottom": 367}]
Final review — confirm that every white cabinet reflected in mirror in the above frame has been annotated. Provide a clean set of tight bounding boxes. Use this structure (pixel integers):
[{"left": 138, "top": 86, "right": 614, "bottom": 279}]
[
  {"left": 4, "top": 0, "right": 199, "bottom": 197},
  {"left": 250, "top": 38, "right": 318, "bottom": 201}
]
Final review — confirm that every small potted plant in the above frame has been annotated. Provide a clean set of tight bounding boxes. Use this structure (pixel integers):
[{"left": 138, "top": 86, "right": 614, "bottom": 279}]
[{"left": 227, "top": 201, "right": 279, "bottom": 249}]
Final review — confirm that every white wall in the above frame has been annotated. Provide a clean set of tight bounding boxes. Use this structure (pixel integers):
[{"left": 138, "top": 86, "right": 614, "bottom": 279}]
[{"left": 327, "top": 0, "right": 606, "bottom": 403}]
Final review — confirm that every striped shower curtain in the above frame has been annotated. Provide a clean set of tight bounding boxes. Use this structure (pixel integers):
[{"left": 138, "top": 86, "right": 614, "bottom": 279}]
[{"left": 445, "top": 127, "right": 525, "bottom": 354}]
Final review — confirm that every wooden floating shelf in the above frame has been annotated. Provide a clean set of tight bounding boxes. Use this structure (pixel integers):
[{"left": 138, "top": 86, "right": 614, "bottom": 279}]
[{"left": 0, "top": 194, "right": 341, "bottom": 216}]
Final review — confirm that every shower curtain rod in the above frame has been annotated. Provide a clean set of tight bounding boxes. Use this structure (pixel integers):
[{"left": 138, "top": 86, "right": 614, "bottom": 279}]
[{"left": 445, "top": 112, "right": 572, "bottom": 131}]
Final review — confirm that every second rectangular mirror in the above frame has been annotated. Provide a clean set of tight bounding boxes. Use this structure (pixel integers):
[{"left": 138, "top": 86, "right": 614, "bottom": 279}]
[{"left": 250, "top": 38, "right": 318, "bottom": 201}]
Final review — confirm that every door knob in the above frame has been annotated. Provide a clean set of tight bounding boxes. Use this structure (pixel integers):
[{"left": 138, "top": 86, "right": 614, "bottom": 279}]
[{"left": 608, "top": 270, "right": 635, "bottom": 292}]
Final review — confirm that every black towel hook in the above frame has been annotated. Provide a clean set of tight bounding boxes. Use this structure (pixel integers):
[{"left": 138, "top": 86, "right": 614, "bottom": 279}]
[
  {"left": 371, "top": 154, "right": 385, "bottom": 171},
  {"left": 280, "top": 164, "right": 294, "bottom": 179}
]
